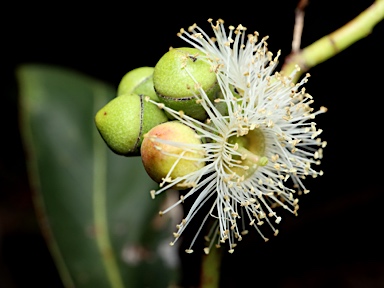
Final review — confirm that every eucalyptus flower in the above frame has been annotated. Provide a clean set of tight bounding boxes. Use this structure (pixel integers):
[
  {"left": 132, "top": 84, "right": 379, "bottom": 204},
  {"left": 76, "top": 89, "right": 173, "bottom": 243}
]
[{"left": 143, "top": 18, "right": 327, "bottom": 254}]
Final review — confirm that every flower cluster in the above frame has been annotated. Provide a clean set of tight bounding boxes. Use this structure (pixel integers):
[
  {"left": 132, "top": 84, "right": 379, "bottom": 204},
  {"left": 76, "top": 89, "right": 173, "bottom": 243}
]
[{"left": 143, "top": 18, "right": 327, "bottom": 254}]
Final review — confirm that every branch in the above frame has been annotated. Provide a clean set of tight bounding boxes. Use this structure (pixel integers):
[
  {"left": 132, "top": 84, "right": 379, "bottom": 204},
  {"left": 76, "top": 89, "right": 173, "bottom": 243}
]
[
  {"left": 292, "top": 0, "right": 308, "bottom": 53},
  {"left": 281, "top": 0, "right": 384, "bottom": 81}
]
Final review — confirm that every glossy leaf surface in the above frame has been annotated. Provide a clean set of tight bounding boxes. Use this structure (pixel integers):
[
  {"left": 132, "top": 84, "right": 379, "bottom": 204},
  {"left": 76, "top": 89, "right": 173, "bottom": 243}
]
[{"left": 17, "top": 64, "right": 178, "bottom": 288}]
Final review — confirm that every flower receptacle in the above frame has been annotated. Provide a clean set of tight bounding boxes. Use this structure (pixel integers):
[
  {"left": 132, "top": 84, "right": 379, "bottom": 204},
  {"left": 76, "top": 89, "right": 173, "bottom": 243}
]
[{"left": 227, "top": 129, "right": 267, "bottom": 179}]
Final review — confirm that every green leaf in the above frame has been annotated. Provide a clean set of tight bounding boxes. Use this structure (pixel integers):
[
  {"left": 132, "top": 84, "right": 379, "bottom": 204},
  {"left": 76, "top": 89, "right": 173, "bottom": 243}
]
[{"left": 17, "top": 64, "right": 179, "bottom": 288}]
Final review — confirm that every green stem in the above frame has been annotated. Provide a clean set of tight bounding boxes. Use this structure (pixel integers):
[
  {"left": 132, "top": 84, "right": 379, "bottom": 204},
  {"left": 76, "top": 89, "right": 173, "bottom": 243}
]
[
  {"left": 200, "top": 247, "right": 222, "bottom": 288},
  {"left": 93, "top": 86, "right": 125, "bottom": 288},
  {"left": 281, "top": 0, "right": 384, "bottom": 81}
]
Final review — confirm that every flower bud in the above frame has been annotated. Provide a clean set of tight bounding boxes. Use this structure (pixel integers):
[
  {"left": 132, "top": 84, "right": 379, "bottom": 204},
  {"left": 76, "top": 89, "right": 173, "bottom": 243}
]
[
  {"left": 117, "top": 66, "right": 159, "bottom": 101},
  {"left": 141, "top": 121, "right": 205, "bottom": 189},
  {"left": 153, "top": 47, "right": 218, "bottom": 121},
  {"left": 95, "top": 93, "right": 168, "bottom": 156}
]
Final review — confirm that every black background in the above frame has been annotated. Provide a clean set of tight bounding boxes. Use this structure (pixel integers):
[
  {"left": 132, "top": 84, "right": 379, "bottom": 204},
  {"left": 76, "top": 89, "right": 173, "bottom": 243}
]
[{"left": 1, "top": 1, "right": 384, "bottom": 287}]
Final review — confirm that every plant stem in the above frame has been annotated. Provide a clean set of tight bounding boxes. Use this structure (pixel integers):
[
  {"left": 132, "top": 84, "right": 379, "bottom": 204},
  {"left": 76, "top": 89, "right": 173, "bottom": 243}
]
[
  {"left": 200, "top": 247, "right": 222, "bottom": 288},
  {"left": 281, "top": 0, "right": 384, "bottom": 81}
]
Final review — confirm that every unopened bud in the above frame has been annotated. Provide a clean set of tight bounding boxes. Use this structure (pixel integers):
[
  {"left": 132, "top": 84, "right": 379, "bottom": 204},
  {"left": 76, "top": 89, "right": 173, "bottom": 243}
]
[
  {"left": 141, "top": 121, "right": 205, "bottom": 189},
  {"left": 117, "top": 67, "right": 159, "bottom": 101},
  {"left": 153, "top": 47, "right": 218, "bottom": 121},
  {"left": 95, "top": 93, "right": 168, "bottom": 156}
]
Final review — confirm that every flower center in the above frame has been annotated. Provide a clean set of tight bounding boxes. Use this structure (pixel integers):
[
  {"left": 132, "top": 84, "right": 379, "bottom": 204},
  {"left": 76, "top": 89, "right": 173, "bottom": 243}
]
[{"left": 227, "top": 128, "right": 267, "bottom": 180}]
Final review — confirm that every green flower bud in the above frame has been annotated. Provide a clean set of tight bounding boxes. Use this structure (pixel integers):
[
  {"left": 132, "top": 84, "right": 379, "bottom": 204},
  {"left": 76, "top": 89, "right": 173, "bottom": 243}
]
[
  {"left": 95, "top": 93, "right": 168, "bottom": 156},
  {"left": 141, "top": 121, "right": 205, "bottom": 189},
  {"left": 117, "top": 67, "right": 159, "bottom": 101},
  {"left": 153, "top": 47, "right": 218, "bottom": 121}
]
